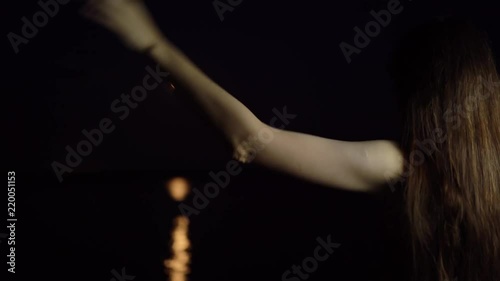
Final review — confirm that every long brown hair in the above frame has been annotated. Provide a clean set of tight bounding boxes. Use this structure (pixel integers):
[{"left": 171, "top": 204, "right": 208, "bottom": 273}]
[{"left": 388, "top": 17, "right": 500, "bottom": 281}]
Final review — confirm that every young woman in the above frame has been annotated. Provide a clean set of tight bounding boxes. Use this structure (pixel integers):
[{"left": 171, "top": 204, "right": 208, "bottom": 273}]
[{"left": 81, "top": 1, "right": 500, "bottom": 280}]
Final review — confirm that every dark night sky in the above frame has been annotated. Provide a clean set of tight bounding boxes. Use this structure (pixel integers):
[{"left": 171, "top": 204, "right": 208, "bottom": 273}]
[{"left": 4, "top": 0, "right": 500, "bottom": 281}]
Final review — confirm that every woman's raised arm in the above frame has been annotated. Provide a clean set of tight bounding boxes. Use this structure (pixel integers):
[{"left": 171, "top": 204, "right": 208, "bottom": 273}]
[{"left": 82, "top": 0, "right": 404, "bottom": 192}]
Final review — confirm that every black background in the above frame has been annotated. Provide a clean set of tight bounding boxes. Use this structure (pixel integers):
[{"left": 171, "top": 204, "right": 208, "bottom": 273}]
[{"left": 3, "top": 0, "right": 500, "bottom": 280}]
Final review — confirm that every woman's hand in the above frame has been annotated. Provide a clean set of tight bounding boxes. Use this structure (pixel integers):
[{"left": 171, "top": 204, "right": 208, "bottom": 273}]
[{"left": 81, "top": 0, "right": 165, "bottom": 52}]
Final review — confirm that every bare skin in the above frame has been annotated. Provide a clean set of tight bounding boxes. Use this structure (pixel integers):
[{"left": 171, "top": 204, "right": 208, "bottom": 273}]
[{"left": 81, "top": 0, "right": 404, "bottom": 193}]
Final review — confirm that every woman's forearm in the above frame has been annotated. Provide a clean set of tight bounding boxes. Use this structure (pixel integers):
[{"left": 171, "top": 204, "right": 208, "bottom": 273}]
[{"left": 149, "top": 38, "right": 265, "bottom": 149}]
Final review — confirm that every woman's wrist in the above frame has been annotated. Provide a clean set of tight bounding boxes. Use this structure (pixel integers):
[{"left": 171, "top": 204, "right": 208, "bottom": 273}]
[{"left": 146, "top": 38, "right": 176, "bottom": 67}]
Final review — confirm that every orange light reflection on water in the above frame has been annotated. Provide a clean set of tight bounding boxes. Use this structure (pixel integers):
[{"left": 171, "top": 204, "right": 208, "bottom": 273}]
[{"left": 164, "top": 177, "right": 191, "bottom": 281}]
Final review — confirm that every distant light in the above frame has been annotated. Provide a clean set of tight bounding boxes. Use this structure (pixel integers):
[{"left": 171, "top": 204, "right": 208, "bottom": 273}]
[
  {"left": 165, "top": 177, "right": 191, "bottom": 280},
  {"left": 166, "top": 177, "right": 190, "bottom": 201},
  {"left": 166, "top": 82, "right": 176, "bottom": 94}
]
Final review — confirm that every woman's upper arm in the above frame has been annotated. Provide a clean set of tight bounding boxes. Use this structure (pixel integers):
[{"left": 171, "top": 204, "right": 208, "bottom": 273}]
[{"left": 235, "top": 124, "right": 404, "bottom": 192}]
